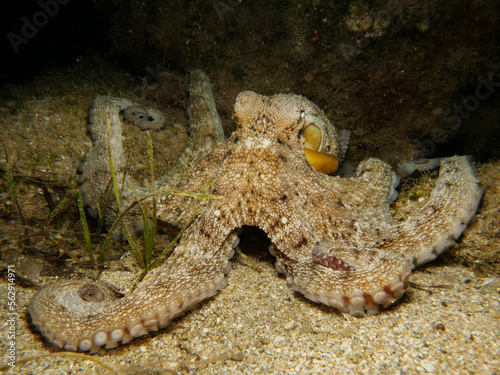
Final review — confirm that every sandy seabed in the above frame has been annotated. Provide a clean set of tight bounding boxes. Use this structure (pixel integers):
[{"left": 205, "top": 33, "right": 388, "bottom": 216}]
[{"left": 1, "top": 252, "right": 499, "bottom": 374}]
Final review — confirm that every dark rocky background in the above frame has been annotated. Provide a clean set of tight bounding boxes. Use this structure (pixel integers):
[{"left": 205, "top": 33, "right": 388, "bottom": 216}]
[{"left": 1, "top": 0, "right": 500, "bottom": 164}]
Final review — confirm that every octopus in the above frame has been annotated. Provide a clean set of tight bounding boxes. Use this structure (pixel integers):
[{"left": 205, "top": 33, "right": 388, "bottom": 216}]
[{"left": 28, "top": 70, "right": 483, "bottom": 353}]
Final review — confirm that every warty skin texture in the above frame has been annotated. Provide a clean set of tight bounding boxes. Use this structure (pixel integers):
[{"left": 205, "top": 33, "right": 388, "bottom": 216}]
[{"left": 28, "top": 71, "right": 483, "bottom": 352}]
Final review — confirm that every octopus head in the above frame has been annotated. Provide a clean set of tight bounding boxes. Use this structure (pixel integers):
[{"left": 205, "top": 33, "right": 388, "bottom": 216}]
[
  {"left": 233, "top": 91, "right": 305, "bottom": 135},
  {"left": 234, "top": 91, "right": 341, "bottom": 174}
]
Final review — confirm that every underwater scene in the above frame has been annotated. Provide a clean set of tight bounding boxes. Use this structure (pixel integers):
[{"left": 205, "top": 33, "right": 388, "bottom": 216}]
[{"left": 1, "top": 0, "right": 499, "bottom": 374}]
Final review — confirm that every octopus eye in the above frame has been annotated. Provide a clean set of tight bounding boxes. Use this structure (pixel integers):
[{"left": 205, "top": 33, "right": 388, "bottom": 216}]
[
  {"left": 303, "top": 124, "right": 322, "bottom": 150},
  {"left": 302, "top": 124, "right": 339, "bottom": 175}
]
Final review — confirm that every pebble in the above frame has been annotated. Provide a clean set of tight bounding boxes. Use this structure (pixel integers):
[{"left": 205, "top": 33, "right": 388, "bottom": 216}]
[
  {"left": 230, "top": 350, "right": 244, "bottom": 361},
  {"left": 274, "top": 336, "right": 286, "bottom": 344},
  {"left": 421, "top": 360, "right": 436, "bottom": 373},
  {"left": 260, "top": 338, "right": 271, "bottom": 345},
  {"left": 284, "top": 320, "right": 297, "bottom": 331}
]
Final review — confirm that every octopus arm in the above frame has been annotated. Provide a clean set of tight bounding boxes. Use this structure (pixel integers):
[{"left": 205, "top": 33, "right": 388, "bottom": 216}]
[
  {"left": 275, "top": 157, "right": 480, "bottom": 318},
  {"left": 28, "top": 217, "right": 237, "bottom": 352},
  {"left": 79, "top": 70, "right": 224, "bottom": 235},
  {"left": 326, "top": 158, "right": 400, "bottom": 228},
  {"left": 156, "top": 146, "right": 229, "bottom": 228},
  {"left": 156, "top": 70, "right": 225, "bottom": 188},
  {"left": 278, "top": 244, "right": 413, "bottom": 317},
  {"left": 379, "top": 155, "right": 483, "bottom": 265}
]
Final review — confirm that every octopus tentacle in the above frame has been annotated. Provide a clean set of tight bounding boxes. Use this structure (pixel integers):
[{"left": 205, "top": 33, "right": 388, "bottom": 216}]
[
  {"left": 283, "top": 156, "right": 480, "bottom": 317},
  {"left": 156, "top": 69, "right": 225, "bottom": 189},
  {"left": 29, "top": 70, "right": 233, "bottom": 352},
  {"left": 311, "top": 243, "right": 356, "bottom": 271},
  {"left": 28, "top": 214, "right": 238, "bottom": 352},
  {"left": 397, "top": 157, "right": 442, "bottom": 177},
  {"left": 78, "top": 95, "right": 142, "bottom": 231},
  {"left": 380, "top": 155, "right": 483, "bottom": 265},
  {"left": 122, "top": 104, "right": 167, "bottom": 130},
  {"left": 324, "top": 158, "right": 400, "bottom": 228},
  {"left": 78, "top": 70, "right": 224, "bottom": 234},
  {"left": 280, "top": 246, "right": 413, "bottom": 317},
  {"left": 273, "top": 191, "right": 413, "bottom": 317},
  {"left": 338, "top": 129, "right": 351, "bottom": 161}
]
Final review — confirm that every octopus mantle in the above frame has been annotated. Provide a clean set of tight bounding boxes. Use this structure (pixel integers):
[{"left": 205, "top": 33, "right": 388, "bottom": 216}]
[{"left": 28, "top": 70, "right": 483, "bottom": 353}]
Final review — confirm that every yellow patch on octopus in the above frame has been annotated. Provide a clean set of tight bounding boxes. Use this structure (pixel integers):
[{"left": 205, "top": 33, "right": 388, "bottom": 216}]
[
  {"left": 304, "top": 148, "right": 339, "bottom": 174},
  {"left": 302, "top": 124, "right": 323, "bottom": 150},
  {"left": 303, "top": 124, "right": 339, "bottom": 175}
]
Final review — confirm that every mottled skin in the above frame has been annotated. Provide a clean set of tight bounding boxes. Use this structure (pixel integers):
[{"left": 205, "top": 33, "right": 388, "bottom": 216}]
[{"left": 28, "top": 71, "right": 483, "bottom": 353}]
